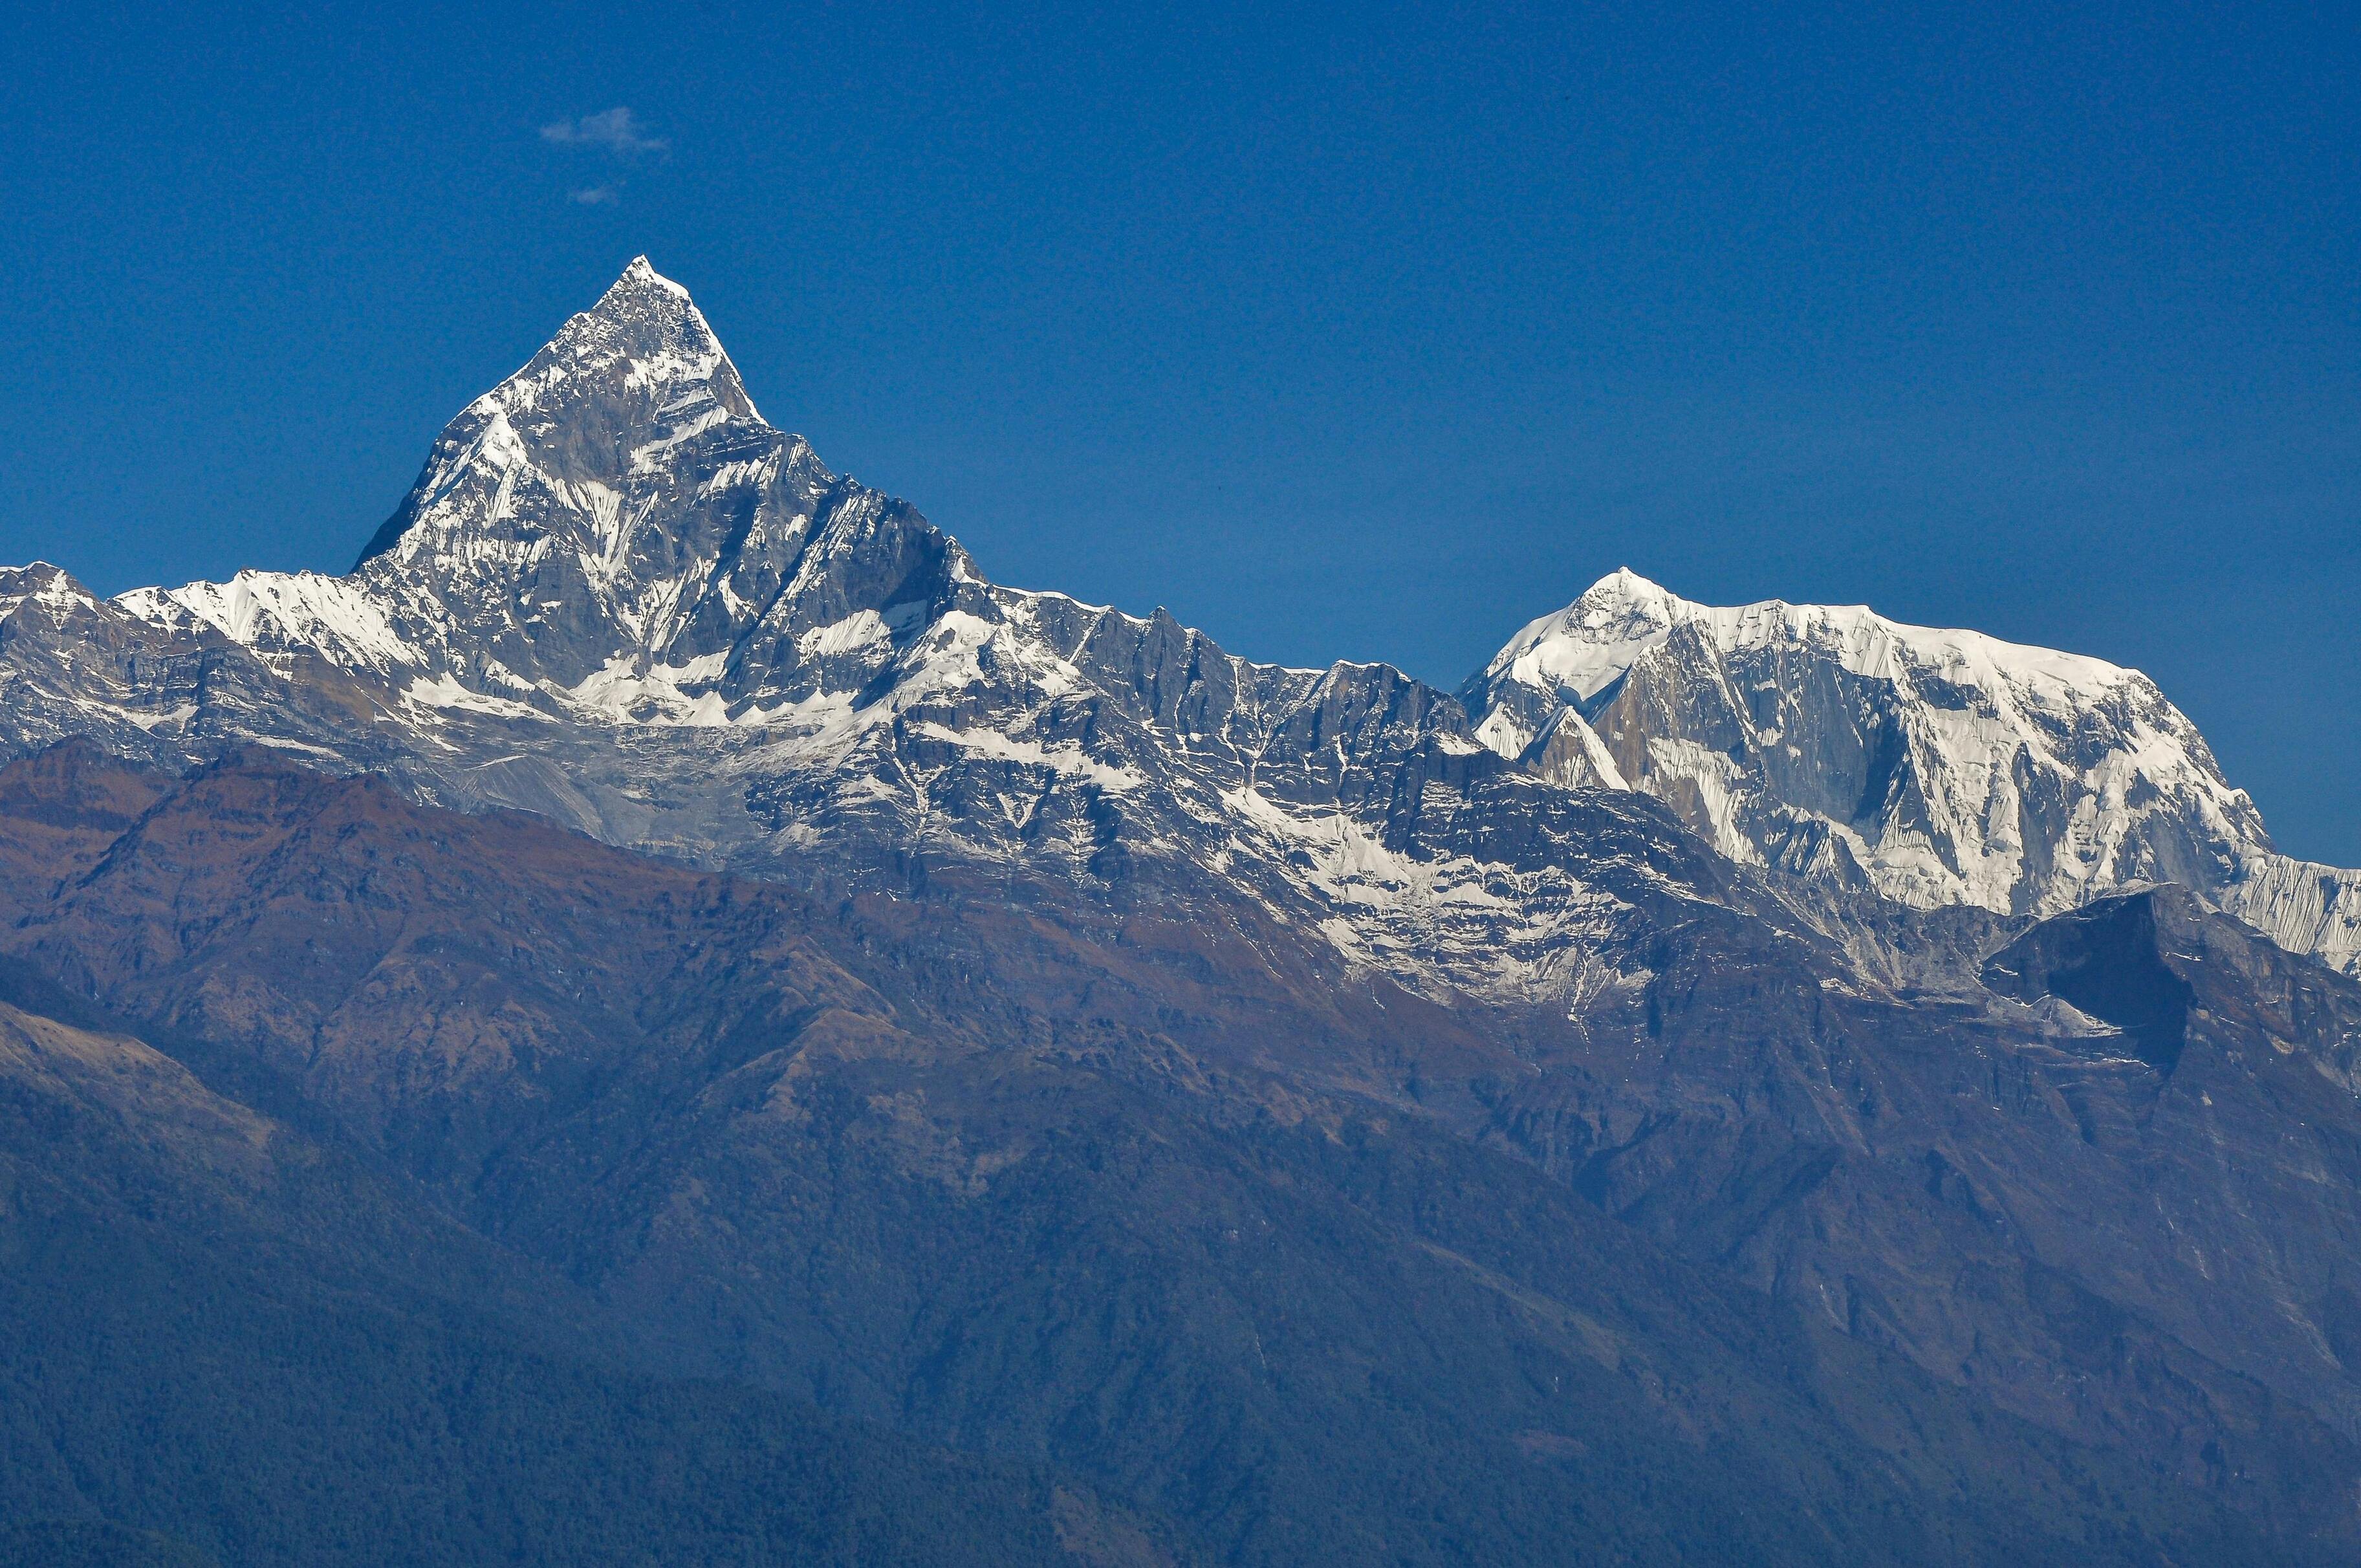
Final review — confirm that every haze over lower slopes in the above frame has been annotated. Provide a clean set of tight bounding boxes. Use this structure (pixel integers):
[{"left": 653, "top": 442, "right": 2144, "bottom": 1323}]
[{"left": 2, "top": 5, "right": 2353, "bottom": 860}]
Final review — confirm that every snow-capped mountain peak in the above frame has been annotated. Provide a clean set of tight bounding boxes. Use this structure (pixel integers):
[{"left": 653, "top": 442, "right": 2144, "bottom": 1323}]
[
  {"left": 513, "top": 253, "right": 756, "bottom": 422},
  {"left": 517, "top": 254, "right": 748, "bottom": 408},
  {"left": 1478, "top": 567, "right": 1687, "bottom": 722},
  {"left": 1481, "top": 568, "right": 2152, "bottom": 728},
  {"left": 354, "top": 255, "right": 764, "bottom": 570},
  {"left": 128, "top": 259, "right": 899, "bottom": 700},
  {"left": 616, "top": 253, "right": 688, "bottom": 298},
  {"left": 1464, "top": 571, "right": 2281, "bottom": 920}
]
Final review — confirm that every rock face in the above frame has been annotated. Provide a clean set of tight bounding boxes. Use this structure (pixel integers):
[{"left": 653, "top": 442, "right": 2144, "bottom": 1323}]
[
  {"left": 1463, "top": 567, "right": 2360, "bottom": 971},
  {"left": 122, "top": 256, "right": 967, "bottom": 706},
  {"left": 4, "top": 257, "right": 2361, "bottom": 1560}
]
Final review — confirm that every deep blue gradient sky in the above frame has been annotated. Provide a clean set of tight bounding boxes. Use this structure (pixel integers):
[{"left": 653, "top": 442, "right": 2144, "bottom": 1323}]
[{"left": 3, "top": 3, "right": 2356, "bottom": 860}]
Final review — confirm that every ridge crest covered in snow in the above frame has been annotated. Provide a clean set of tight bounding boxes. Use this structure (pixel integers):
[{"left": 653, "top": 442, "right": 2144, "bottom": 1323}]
[
  {"left": 6, "top": 258, "right": 2347, "bottom": 982},
  {"left": 1459, "top": 568, "right": 2352, "bottom": 969}
]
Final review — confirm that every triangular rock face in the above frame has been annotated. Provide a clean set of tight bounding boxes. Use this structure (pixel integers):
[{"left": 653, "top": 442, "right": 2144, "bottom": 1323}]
[
  {"left": 1463, "top": 569, "right": 2287, "bottom": 921},
  {"left": 343, "top": 254, "right": 977, "bottom": 695},
  {"left": 125, "top": 259, "right": 981, "bottom": 708},
  {"left": 355, "top": 255, "right": 762, "bottom": 569}
]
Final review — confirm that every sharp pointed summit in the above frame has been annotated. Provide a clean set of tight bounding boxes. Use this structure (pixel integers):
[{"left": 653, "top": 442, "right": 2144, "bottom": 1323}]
[
  {"left": 122, "top": 258, "right": 993, "bottom": 723},
  {"left": 310, "top": 257, "right": 848, "bottom": 684},
  {"left": 611, "top": 254, "right": 690, "bottom": 299},
  {"left": 350, "top": 258, "right": 765, "bottom": 579},
  {"left": 545, "top": 254, "right": 759, "bottom": 423}
]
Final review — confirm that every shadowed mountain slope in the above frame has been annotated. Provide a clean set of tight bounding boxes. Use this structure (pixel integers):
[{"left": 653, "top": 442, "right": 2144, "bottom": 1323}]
[
  {"left": 0, "top": 745, "right": 2353, "bottom": 1562},
  {"left": 0, "top": 959, "right": 1169, "bottom": 1568}
]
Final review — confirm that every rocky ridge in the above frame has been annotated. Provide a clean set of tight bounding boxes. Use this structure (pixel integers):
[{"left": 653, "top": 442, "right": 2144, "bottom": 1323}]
[{"left": 0, "top": 257, "right": 2334, "bottom": 999}]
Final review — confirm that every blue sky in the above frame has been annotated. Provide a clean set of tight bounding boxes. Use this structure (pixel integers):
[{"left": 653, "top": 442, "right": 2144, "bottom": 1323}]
[{"left": 3, "top": 2, "right": 2355, "bottom": 861}]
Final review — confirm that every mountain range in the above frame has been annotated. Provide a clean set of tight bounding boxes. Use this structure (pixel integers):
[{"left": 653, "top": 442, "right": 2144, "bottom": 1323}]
[{"left": 3, "top": 257, "right": 2358, "bottom": 1564}]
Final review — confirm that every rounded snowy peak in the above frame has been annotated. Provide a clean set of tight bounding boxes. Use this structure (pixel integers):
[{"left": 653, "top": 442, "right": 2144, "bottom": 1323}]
[
  {"left": 1487, "top": 569, "right": 2142, "bottom": 710},
  {"left": 1479, "top": 568, "right": 1687, "bottom": 706},
  {"left": 1463, "top": 566, "right": 2261, "bottom": 919},
  {"left": 1574, "top": 566, "right": 1684, "bottom": 613}
]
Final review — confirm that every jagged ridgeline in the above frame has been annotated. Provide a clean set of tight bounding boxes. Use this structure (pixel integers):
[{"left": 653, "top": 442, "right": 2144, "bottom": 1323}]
[
  {"left": 3, "top": 259, "right": 2360, "bottom": 1565},
  {"left": 1, "top": 258, "right": 2350, "bottom": 994}
]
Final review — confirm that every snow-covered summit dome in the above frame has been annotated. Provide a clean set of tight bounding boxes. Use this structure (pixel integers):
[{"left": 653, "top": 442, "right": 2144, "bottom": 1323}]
[{"left": 1464, "top": 569, "right": 2269, "bottom": 918}]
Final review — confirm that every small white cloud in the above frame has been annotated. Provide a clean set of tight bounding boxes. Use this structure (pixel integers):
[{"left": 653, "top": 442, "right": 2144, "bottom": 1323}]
[
  {"left": 569, "top": 186, "right": 620, "bottom": 206},
  {"left": 539, "top": 107, "right": 666, "bottom": 155}
]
